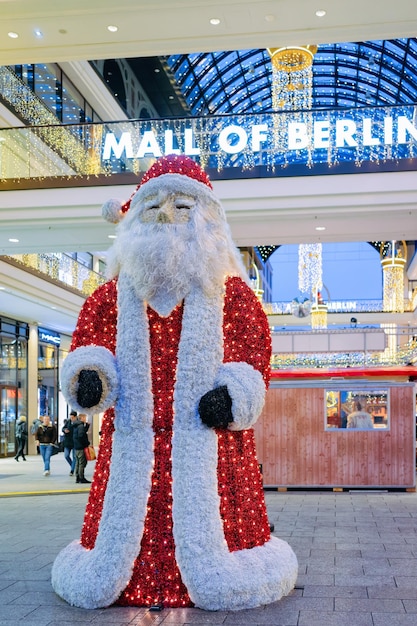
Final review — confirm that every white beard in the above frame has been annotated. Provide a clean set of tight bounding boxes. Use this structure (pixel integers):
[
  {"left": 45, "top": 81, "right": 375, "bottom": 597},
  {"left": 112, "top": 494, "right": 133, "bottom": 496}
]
[{"left": 106, "top": 204, "right": 247, "bottom": 316}]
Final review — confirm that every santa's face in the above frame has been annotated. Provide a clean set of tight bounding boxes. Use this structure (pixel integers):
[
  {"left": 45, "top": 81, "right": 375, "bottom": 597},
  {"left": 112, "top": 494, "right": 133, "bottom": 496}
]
[
  {"left": 106, "top": 174, "right": 245, "bottom": 313},
  {"left": 138, "top": 189, "right": 196, "bottom": 225}
]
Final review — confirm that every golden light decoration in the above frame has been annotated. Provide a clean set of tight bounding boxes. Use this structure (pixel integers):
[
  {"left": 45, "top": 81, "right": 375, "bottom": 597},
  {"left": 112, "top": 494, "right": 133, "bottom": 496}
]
[
  {"left": 268, "top": 45, "right": 317, "bottom": 112},
  {"left": 310, "top": 303, "right": 328, "bottom": 329},
  {"left": 380, "top": 240, "right": 407, "bottom": 313}
]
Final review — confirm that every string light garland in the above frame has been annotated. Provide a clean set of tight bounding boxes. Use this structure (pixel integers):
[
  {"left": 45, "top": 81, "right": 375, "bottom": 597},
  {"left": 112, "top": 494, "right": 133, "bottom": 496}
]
[
  {"left": 0, "top": 66, "right": 112, "bottom": 180},
  {"left": 1, "top": 106, "right": 417, "bottom": 182},
  {"left": 256, "top": 245, "right": 280, "bottom": 262},
  {"left": 7, "top": 253, "right": 105, "bottom": 297}
]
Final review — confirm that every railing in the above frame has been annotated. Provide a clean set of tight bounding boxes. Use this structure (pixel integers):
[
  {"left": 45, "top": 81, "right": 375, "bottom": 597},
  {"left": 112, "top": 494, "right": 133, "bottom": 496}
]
[
  {"left": 263, "top": 298, "right": 416, "bottom": 315},
  {"left": 270, "top": 325, "right": 417, "bottom": 369},
  {"left": 4, "top": 253, "right": 106, "bottom": 297},
  {"left": 1, "top": 102, "right": 417, "bottom": 186}
]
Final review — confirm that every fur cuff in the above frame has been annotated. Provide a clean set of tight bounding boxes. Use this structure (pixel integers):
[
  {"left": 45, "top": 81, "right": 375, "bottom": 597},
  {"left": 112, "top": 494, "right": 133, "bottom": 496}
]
[
  {"left": 61, "top": 346, "right": 119, "bottom": 414},
  {"left": 214, "top": 362, "right": 266, "bottom": 431}
]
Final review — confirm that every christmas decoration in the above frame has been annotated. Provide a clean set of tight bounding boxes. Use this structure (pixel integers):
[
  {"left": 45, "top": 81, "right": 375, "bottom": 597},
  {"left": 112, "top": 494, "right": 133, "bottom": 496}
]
[{"left": 51, "top": 154, "right": 298, "bottom": 611}]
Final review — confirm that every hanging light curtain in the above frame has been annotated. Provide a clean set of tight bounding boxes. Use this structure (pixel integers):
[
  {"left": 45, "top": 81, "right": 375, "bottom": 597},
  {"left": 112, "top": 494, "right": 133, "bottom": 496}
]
[
  {"left": 298, "top": 243, "right": 322, "bottom": 297},
  {"left": 268, "top": 45, "right": 327, "bottom": 328}
]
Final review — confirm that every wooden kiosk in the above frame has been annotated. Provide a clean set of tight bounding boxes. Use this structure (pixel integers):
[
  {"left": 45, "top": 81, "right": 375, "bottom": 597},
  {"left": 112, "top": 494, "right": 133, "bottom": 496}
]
[{"left": 253, "top": 367, "right": 417, "bottom": 490}]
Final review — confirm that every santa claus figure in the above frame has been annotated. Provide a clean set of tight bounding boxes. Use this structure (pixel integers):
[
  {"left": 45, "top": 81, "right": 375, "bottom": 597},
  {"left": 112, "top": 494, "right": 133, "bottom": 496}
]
[{"left": 51, "top": 154, "right": 297, "bottom": 611}]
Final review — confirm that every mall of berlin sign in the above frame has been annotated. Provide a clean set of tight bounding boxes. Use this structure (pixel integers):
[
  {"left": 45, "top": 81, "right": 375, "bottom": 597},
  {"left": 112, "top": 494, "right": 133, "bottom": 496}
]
[{"left": 100, "top": 106, "right": 417, "bottom": 171}]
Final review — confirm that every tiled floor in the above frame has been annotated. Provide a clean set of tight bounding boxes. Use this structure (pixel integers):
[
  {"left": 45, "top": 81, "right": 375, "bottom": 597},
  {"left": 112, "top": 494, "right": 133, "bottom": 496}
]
[{"left": 1, "top": 455, "right": 417, "bottom": 625}]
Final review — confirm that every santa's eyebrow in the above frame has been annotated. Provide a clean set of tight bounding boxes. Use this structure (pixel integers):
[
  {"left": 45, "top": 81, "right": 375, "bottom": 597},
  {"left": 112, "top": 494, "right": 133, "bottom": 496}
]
[
  {"left": 142, "top": 194, "right": 158, "bottom": 202},
  {"left": 173, "top": 195, "right": 195, "bottom": 205},
  {"left": 142, "top": 195, "right": 159, "bottom": 208}
]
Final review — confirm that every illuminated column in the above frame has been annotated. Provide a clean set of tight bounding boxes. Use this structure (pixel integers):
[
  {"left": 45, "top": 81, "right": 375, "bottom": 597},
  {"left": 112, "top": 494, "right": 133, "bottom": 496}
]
[
  {"left": 311, "top": 283, "right": 328, "bottom": 329},
  {"left": 311, "top": 303, "right": 328, "bottom": 329},
  {"left": 380, "top": 241, "right": 407, "bottom": 312},
  {"left": 27, "top": 324, "right": 39, "bottom": 455}
]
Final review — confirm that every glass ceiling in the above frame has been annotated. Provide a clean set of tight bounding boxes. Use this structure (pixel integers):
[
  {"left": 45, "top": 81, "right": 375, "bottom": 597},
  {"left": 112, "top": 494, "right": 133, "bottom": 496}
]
[
  {"left": 165, "top": 39, "right": 417, "bottom": 263},
  {"left": 166, "top": 39, "right": 417, "bottom": 116}
]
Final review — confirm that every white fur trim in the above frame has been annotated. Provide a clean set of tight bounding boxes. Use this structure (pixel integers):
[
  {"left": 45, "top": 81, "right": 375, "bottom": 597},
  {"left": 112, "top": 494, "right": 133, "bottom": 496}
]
[
  {"left": 171, "top": 286, "right": 298, "bottom": 610},
  {"left": 215, "top": 362, "right": 266, "bottom": 431},
  {"left": 60, "top": 346, "right": 119, "bottom": 414},
  {"left": 52, "top": 272, "right": 154, "bottom": 608}
]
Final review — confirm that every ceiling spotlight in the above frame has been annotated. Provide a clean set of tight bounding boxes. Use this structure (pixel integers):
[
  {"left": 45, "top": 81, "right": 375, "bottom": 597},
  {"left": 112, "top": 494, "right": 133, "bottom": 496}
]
[
  {"left": 107, "top": 25, "right": 118, "bottom": 32},
  {"left": 8, "top": 31, "right": 19, "bottom": 39},
  {"left": 8, "top": 238, "right": 19, "bottom": 243},
  {"left": 315, "top": 226, "right": 326, "bottom": 231},
  {"left": 34, "top": 29, "right": 43, "bottom": 38},
  {"left": 315, "top": 10, "right": 326, "bottom": 17},
  {"left": 209, "top": 18, "right": 221, "bottom": 25},
  {"left": 108, "top": 234, "right": 117, "bottom": 239}
]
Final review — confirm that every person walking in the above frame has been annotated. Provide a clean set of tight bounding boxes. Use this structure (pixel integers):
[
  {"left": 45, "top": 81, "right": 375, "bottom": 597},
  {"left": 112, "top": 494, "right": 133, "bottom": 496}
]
[
  {"left": 36, "top": 415, "right": 57, "bottom": 476},
  {"left": 62, "top": 410, "right": 77, "bottom": 476},
  {"left": 30, "top": 416, "right": 43, "bottom": 454},
  {"left": 72, "top": 413, "right": 91, "bottom": 484},
  {"left": 14, "top": 415, "right": 27, "bottom": 461}
]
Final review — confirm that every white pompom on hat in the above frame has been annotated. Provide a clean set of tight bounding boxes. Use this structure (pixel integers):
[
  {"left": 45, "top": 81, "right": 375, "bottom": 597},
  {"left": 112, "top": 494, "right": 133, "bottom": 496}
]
[
  {"left": 101, "top": 154, "right": 213, "bottom": 224},
  {"left": 101, "top": 198, "right": 125, "bottom": 224}
]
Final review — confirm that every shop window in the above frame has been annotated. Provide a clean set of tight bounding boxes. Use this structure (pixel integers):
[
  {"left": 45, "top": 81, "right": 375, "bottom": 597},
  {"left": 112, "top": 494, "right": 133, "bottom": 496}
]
[{"left": 325, "top": 387, "right": 389, "bottom": 430}]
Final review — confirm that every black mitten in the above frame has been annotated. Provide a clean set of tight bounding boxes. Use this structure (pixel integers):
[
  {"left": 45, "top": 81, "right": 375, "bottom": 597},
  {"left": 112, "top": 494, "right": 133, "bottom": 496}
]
[
  {"left": 77, "top": 369, "right": 103, "bottom": 408},
  {"left": 198, "top": 385, "right": 233, "bottom": 429}
]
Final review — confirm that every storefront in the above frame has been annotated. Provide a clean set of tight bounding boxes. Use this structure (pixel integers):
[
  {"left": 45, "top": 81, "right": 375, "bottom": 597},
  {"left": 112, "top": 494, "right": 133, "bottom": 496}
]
[
  {"left": 0, "top": 317, "right": 69, "bottom": 457},
  {"left": 0, "top": 317, "right": 28, "bottom": 457},
  {"left": 37, "top": 327, "right": 60, "bottom": 422}
]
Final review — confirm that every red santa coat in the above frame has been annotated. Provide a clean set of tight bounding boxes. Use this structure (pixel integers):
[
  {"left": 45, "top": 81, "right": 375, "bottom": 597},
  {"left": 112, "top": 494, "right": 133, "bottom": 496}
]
[{"left": 52, "top": 273, "right": 298, "bottom": 610}]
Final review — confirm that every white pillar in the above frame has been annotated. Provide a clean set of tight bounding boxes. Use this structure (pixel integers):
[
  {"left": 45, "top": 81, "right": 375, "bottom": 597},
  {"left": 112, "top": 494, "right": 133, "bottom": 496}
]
[{"left": 27, "top": 324, "right": 39, "bottom": 455}]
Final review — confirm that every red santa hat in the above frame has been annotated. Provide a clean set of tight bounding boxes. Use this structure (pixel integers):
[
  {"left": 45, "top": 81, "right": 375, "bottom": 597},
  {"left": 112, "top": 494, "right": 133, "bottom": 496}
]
[{"left": 102, "top": 154, "right": 213, "bottom": 224}]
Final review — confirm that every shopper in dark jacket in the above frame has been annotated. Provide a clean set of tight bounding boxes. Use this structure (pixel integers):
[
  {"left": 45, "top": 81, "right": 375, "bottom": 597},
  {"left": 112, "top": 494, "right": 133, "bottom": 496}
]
[
  {"left": 72, "top": 414, "right": 91, "bottom": 484},
  {"left": 62, "top": 410, "right": 78, "bottom": 476},
  {"left": 14, "top": 415, "right": 27, "bottom": 461}
]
